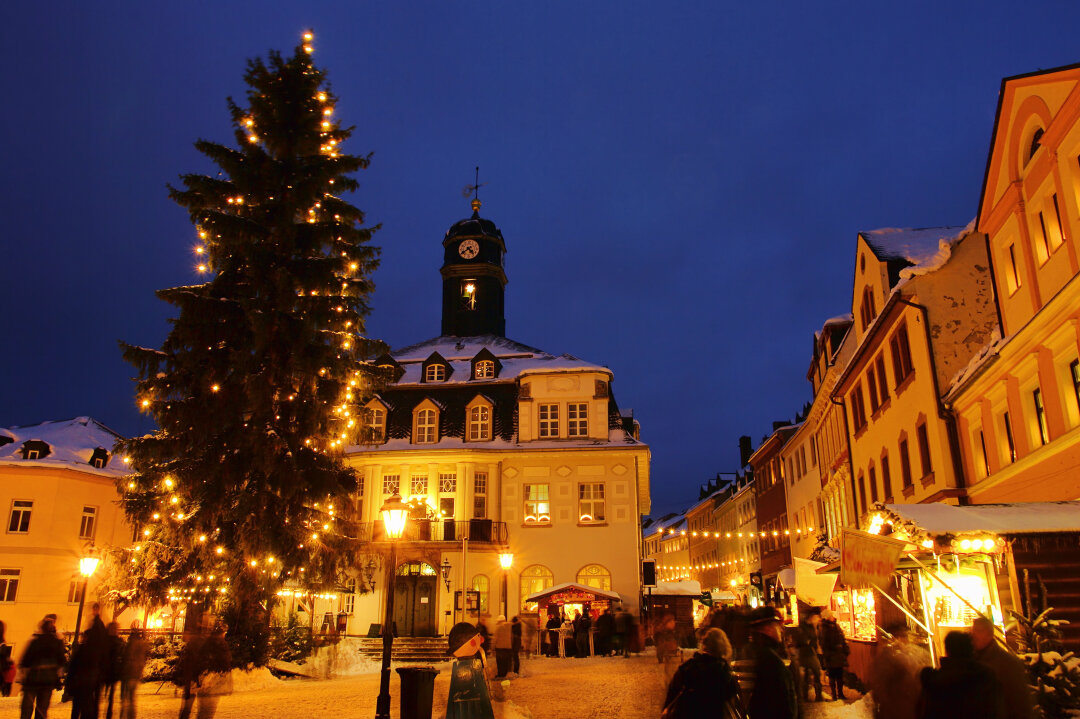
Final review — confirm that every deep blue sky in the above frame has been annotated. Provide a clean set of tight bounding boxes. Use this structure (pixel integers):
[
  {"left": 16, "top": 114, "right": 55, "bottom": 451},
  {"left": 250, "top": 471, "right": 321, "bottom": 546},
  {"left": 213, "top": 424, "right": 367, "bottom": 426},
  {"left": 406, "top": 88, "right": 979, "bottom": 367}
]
[{"left": 3, "top": 2, "right": 1079, "bottom": 517}]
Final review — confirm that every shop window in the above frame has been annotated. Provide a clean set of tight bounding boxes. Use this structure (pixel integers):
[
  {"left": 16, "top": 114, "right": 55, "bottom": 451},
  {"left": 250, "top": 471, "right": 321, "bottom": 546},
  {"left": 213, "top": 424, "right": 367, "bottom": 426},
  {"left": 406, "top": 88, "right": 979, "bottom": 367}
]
[
  {"left": 0, "top": 569, "right": 19, "bottom": 602},
  {"left": 472, "top": 574, "right": 489, "bottom": 615},
  {"left": 382, "top": 474, "right": 400, "bottom": 495},
  {"left": 578, "top": 483, "right": 606, "bottom": 523},
  {"left": 890, "top": 323, "right": 914, "bottom": 386},
  {"left": 8, "top": 501, "right": 32, "bottom": 534},
  {"left": 538, "top": 404, "right": 559, "bottom": 438},
  {"left": 413, "top": 407, "right": 438, "bottom": 444},
  {"left": 519, "top": 565, "right": 554, "bottom": 612},
  {"left": 468, "top": 404, "right": 492, "bottom": 441},
  {"left": 1033, "top": 388, "right": 1049, "bottom": 446},
  {"left": 1003, "top": 412, "right": 1017, "bottom": 463},
  {"left": 567, "top": 403, "right": 588, "bottom": 437},
  {"left": 79, "top": 506, "right": 97, "bottom": 540},
  {"left": 577, "top": 564, "right": 612, "bottom": 592},
  {"left": 523, "top": 484, "right": 550, "bottom": 524}
]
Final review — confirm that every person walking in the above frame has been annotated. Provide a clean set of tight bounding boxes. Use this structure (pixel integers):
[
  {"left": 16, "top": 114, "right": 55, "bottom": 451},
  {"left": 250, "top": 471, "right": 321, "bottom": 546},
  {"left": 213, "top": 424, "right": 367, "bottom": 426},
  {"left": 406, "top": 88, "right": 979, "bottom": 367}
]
[
  {"left": 662, "top": 627, "right": 740, "bottom": 719},
  {"left": 68, "top": 603, "right": 110, "bottom": 719},
  {"left": 794, "top": 609, "right": 824, "bottom": 702},
  {"left": 18, "top": 615, "right": 67, "bottom": 719},
  {"left": 191, "top": 622, "right": 232, "bottom": 719},
  {"left": 919, "top": 630, "right": 1004, "bottom": 719},
  {"left": 509, "top": 616, "right": 522, "bottom": 675},
  {"left": 102, "top": 622, "right": 125, "bottom": 719},
  {"left": 118, "top": 622, "right": 148, "bottom": 719},
  {"left": 1, "top": 620, "right": 15, "bottom": 697},
  {"left": 492, "top": 615, "right": 512, "bottom": 678},
  {"left": 819, "top": 608, "right": 850, "bottom": 701},
  {"left": 613, "top": 608, "right": 630, "bottom": 657},
  {"left": 971, "top": 617, "right": 1034, "bottom": 719},
  {"left": 867, "top": 622, "right": 932, "bottom": 719},
  {"left": 175, "top": 620, "right": 208, "bottom": 719},
  {"left": 743, "top": 606, "right": 798, "bottom": 719},
  {"left": 595, "top": 609, "right": 614, "bottom": 657},
  {"left": 545, "top": 612, "right": 560, "bottom": 657}
]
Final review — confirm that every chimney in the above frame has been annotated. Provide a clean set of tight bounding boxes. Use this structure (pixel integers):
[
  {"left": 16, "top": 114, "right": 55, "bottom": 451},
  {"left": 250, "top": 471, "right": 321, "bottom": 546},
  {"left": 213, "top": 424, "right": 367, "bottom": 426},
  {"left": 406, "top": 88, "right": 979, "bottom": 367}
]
[{"left": 739, "top": 435, "right": 753, "bottom": 468}]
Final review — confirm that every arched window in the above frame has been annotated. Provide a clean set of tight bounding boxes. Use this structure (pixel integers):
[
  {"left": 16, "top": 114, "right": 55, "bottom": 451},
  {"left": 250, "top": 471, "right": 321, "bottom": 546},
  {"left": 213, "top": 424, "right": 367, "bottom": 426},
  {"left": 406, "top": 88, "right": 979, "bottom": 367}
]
[
  {"left": 471, "top": 574, "right": 489, "bottom": 615},
  {"left": 468, "top": 405, "right": 491, "bottom": 441},
  {"left": 576, "top": 564, "right": 611, "bottom": 592},
  {"left": 1028, "top": 128, "right": 1044, "bottom": 164},
  {"left": 859, "top": 286, "right": 876, "bottom": 332},
  {"left": 475, "top": 360, "right": 495, "bottom": 379},
  {"left": 519, "top": 564, "right": 553, "bottom": 612},
  {"left": 414, "top": 407, "right": 437, "bottom": 444},
  {"left": 425, "top": 364, "right": 446, "bottom": 382}
]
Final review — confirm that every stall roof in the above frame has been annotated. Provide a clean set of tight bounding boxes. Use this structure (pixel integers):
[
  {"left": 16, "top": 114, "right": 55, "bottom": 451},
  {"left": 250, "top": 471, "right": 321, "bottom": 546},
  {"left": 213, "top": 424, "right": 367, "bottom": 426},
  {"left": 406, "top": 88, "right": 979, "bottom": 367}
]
[
  {"left": 651, "top": 580, "right": 702, "bottom": 596},
  {"left": 883, "top": 501, "right": 1080, "bottom": 536},
  {"left": 524, "top": 582, "right": 621, "bottom": 602}
]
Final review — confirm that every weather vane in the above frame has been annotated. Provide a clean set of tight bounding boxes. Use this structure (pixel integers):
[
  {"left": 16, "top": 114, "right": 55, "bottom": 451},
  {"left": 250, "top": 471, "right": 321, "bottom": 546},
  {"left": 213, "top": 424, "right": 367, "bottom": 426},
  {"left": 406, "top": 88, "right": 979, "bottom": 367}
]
[{"left": 463, "top": 166, "right": 485, "bottom": 208}]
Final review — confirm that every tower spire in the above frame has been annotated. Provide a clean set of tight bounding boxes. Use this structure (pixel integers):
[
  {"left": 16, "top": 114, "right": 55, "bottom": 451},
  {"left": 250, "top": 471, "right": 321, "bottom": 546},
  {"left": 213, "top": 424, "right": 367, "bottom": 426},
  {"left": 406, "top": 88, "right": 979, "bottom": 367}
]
[{"left": 465, "top": 166, "right": 485, "bottom": 216}]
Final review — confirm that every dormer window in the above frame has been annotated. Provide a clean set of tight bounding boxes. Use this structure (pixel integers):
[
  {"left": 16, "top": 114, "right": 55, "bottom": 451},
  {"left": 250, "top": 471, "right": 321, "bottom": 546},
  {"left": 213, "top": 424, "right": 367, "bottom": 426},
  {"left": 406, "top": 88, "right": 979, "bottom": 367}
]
[
  {"left": 413, "top": 400, "right": 440, "bottom": 444},
  {"left": 20, "top": 441, "right": 50, "bottom": 460},
  {"left": 362, "top": 400, "right": 388, "bottom": 444},
  {"left": 425, "top": 364, "right": 446, "bottom": 382},
  {"left": 466, "top": 396, "right": 494, "bottom": 442},
  {"left": 469, "top": 349, "right": 501, "bottom": 380},
  {"left": 90, "top": 448, "right": 109, "bottom": 469},
  {"left": 421, "top": 352, "right": 452, "bottom": 383},
  {"left": 475, "top": 361, "right": 495, "bottom": 379}
]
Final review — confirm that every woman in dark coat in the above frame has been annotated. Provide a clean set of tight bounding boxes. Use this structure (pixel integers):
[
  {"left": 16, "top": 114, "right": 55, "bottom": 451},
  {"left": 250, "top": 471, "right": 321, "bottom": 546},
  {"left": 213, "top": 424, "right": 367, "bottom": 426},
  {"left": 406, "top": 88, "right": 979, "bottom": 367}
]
[
  {"left": 663, "top": 628, "right": 740, "bottom": 719},
  {"left": 819, "top": 609, "right": 850, "bottom": 701},
  {"left": 919, "top": 631, "right": 1004, "bottom": 719}
]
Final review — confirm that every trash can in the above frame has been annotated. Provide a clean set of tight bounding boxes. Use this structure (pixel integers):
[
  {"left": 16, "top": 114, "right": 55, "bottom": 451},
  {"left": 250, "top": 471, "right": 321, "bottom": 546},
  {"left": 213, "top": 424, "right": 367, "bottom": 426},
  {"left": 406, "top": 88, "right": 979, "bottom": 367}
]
[{"left": 396, "top": 666, "right": 440, "bottom": 719}]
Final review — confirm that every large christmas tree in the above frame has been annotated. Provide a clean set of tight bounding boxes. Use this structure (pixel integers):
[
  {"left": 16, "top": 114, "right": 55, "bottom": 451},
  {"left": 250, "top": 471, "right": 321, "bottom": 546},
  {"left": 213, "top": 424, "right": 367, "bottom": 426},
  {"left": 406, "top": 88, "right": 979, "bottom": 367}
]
[{"left": 117, "top": 33, "right": 384, "bottom": 663}]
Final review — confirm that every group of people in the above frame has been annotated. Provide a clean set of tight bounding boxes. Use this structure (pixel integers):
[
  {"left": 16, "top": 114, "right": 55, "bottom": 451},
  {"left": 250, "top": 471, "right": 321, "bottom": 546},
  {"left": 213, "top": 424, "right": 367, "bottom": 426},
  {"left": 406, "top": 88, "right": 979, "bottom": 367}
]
[
  {"left": 15, "top": 604, "right": 149, "bottom": 719},
  {"left": 542, "top": 606, "right": 638, "bottom": 658}
]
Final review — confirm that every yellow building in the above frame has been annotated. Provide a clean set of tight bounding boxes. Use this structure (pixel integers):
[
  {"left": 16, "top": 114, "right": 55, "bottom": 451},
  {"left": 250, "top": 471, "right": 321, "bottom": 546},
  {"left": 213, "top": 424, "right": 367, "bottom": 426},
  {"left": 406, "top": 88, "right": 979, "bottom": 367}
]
[
  {"left": 950, "top": 64, "right": 1080, "bottom": 503},
  {"left": 0, "top": 418, "right": 133, "bottom": 646},
  {"left": 832, "top": 226, "right": 998, "bottom": 524},
  {"left": 342, "top": 202, "right": 651, "bottom": 636}
]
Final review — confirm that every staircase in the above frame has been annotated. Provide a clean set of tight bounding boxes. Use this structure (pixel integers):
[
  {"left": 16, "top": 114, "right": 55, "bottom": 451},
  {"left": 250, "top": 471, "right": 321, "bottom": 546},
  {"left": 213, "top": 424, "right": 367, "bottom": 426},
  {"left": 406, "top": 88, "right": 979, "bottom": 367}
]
[{"left": 356, "top": 636, "right": 450, "bottom": 663}]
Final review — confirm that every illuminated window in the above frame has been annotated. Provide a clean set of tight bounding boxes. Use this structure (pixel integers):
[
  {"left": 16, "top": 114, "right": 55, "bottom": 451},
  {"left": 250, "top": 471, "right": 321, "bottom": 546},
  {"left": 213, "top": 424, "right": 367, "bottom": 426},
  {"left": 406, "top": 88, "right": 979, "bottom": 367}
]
[
  {"left": 538, "top": 404, "right": 559, "bottom": 438},
  {"left": 439, "top": 473, "right": 457, "bottom": 493},
  {"left": 368, "top": 406, "right": 386, "bottom": 442},
  {"left": 462, "top": 280, "right": 477, "bottom": 310},
  {"left": 8, "top": 501, "right": 31, "bottom": 534},
  {"left": 576, "top": 564, "right": 611, "bottom": 591},
  {"left": 79, "top": 506, "right": 97, "bottom": 540},
  {"left": 468, "top": 405, "right": 491, "bottom": 441},
  {"left": 0, "top": 569, "right": 20, "bottom": 603},
  {"left": 519, "top": 565, "right": 553, "bottom": 612},
  {"left": 475, "top": 360, "right": 495, "bottom": 379},
  {"left": 411, "top": 475, "right": 428, "bottom": 495},
  {"left": 1033, "top": 388, "right": 1049, "bottom": 446},
  {"left": 471, "top": 574, "right": 489, "bottom": 614},
  {"left": 425, "top": 364, "right": 446, "bottom": 382},
  {"left": 567, "top": 403, "right": 588, "bottom": 437},
  {"left": 890, "top": 324, "right": 914, "bottom": 385},
  {"left": 523, "top": 484, "right": 550, "bottom": 524},
  {"left": 578, "top": 483, "right": 605, "bottom": 523},
  {"left": 414, "top": 408, "right": 437, "bottom": 444},
  {"left": 342, "top": 578, "right": 356, "bottom": 614},
  {"left": 382, "top": 474, "right": 400, "bottom": 495}
]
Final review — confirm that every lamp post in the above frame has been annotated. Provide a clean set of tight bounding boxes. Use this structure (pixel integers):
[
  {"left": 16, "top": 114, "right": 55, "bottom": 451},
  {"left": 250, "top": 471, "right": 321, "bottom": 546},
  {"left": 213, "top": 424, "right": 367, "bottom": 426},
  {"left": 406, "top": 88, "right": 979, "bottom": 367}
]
[
  {"left": 499, "top": 552, "right": 513, "bottom": 617},
  {"left": 375, "top": 494, "right": 409, "bottom": 719},
  {"left": 72, "top": 548, "right": 100, "bottom": 649},
  {"left": 439, "top": 557, "right": 452, "bottom": 592}
]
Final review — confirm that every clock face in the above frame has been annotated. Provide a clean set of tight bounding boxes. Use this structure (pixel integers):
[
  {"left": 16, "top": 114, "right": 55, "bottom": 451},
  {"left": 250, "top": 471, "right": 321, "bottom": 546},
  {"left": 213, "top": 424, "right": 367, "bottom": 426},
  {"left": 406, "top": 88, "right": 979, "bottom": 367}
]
[{"left": 458, "top": 239, "right": 480, "bottom": 259}]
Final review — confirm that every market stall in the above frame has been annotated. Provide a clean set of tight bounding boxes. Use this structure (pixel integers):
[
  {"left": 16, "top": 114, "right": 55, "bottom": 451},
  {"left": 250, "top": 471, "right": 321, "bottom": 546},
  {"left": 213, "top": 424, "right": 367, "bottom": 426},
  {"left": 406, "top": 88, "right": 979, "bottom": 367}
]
[{"left": 524, "top": 582, "right": 623, "bottom": 656}]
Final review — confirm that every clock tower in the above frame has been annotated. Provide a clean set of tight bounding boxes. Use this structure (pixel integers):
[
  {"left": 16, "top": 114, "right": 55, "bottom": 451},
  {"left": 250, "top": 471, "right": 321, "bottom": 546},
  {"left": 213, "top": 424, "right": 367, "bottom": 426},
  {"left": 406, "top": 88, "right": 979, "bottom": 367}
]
[{"left": 440, "top": 198, "right": 507, "bottom": 337}]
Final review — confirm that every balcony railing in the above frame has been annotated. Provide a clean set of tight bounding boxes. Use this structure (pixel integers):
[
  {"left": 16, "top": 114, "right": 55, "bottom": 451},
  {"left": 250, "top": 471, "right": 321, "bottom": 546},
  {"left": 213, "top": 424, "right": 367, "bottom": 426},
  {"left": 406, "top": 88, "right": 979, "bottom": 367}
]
[{"left": 359, "top": 518, "right": 508, "bottom": 544}]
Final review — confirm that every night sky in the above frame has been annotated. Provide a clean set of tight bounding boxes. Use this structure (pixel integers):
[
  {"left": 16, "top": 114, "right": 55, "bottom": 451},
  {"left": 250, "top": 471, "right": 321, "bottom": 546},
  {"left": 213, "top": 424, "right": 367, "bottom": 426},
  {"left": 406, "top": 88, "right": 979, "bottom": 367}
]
[{"left": 3, "top": 2, "right": 1079, "bottom": 517}]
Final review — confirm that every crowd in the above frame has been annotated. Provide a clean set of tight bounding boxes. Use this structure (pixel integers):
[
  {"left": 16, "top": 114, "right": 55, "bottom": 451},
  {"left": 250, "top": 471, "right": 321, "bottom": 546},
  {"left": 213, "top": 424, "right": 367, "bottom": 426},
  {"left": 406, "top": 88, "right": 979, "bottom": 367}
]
[
  {"left": 661, "top": 602, "right": 1036, "bottom": 719},
  {"left": 10, "top": 606, "right": 233, "bottom": 719}
]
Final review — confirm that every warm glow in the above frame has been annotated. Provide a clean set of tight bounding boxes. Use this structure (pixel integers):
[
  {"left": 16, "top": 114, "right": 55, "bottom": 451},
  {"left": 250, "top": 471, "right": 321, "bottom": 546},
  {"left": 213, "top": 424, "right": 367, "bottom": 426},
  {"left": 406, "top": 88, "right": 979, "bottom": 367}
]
[
  {"left": 499, "top": 553, "right": 514, "bottom": 570},
  {"left": 79, "top": 555, "right": 100, "bottom": 578},
  {"left": 465, "top": 283, "right": 475, "bottom": 294},
  {"left": 380, "top": 494, "right": 410, "bottom": 540}
]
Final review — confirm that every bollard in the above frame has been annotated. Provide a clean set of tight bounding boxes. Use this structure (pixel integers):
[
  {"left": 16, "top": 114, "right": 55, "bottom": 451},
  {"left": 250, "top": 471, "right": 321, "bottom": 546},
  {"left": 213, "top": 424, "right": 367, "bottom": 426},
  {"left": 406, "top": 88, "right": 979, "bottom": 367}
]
[{"left": 396, "top": 666, "right": 440, "bottom": 719}]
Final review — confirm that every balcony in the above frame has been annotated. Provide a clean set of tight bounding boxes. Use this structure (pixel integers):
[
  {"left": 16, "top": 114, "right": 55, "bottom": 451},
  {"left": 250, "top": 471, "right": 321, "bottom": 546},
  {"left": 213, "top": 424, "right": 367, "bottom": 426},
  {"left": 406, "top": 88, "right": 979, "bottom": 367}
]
[{"left": 360, "top": 518, "right": 508, "bottom": 544}]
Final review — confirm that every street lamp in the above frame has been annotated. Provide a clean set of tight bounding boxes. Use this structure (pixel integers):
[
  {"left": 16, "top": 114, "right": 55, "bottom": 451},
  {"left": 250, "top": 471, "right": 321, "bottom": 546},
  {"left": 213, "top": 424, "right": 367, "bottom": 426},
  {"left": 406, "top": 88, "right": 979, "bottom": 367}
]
[
  {"left": 72, "top": 547, "right": 100, "bottom": 649},
  {"left": 375, "top": 494, "right": 409, "bottom": 719},
  {"left": 499, "top": 552, "right": 513, "bottom": 617},
  {"left": 439, "top": 557, "right": 452, "bottom": 592}
]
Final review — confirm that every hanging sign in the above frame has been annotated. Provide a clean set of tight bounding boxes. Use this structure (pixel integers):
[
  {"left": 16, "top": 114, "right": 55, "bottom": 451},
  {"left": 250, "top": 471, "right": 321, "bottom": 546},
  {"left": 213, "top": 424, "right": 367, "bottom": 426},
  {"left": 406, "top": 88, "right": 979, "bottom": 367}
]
[
  {"left": 840, "top": 528, "right": 907, "bottom": 589},
  {"left": 794, "top": 557, "right": 837, "bottom": 607},
  {"left": 549, "top": 590, "right": 596, "bottom": 604}
]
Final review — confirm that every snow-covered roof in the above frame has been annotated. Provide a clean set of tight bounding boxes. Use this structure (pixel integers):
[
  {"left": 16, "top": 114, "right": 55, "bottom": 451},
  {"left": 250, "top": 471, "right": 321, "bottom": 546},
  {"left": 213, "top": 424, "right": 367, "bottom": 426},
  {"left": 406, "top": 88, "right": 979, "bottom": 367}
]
[
  {"left": 652, "top": 580, "right": 702, "bottom": 596},
  {"left": 883, "top": 501, "right": 1080, "bottom": 536},
  {"left": 389, "top": 335, "right": 610, "bottom": 385},
  {"left": 524, "top": 582, "right": 622, "bottom": 602},
  {"left": 348, "top": 427, "right": 643, "bottom": 453},
  {"left": 0, "top": 417, "right": 127, "bottom": 477},
  {"left": 859, "top": 224, "right": 971, "bottom": 268},
  {"left": 944, "top": 327, "right": 1006, "bottom": 400}
]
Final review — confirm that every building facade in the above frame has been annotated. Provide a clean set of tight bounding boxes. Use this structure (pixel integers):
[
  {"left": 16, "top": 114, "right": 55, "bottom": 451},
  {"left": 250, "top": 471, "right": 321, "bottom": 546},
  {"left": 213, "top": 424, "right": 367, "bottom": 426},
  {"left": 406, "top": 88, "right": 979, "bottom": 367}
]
[{"left": 749, "top": 425, "right": 798, "bottom": 598}]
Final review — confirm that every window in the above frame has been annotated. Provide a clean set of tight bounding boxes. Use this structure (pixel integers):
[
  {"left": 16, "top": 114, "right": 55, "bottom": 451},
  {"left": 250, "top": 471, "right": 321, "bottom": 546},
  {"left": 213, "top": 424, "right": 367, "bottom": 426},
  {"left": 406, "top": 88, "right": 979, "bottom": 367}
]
[
  {"left": 369, "top": 406, "right": 386, "bottom": 442},
  {"left": 468, "top": 405, "right": 491, "bottom": 441},
  {"left": 810, "top": 437, "right": 817, "bottom": 467},
  {"left": 1006, "top": 244, "right": 1021, "bottom": 293},
  {"left": 850, "top": 384, "right": 867, "bottom": 431},
  {"left": 475, "top": 360, "right": 495, "bottom": 379},
  {"left": 880, "top": 454, "right": 893, "bottom": 500},
  {"left": 859, "top": 286, "right": 877, "bottom": 332},
  {"left": 868, "top": 465, "right": 878, "bottom": 503},
  {"left": 1038, "top": 212, "right": 1052, "bottom": 259},
  {"left": 342, "top": 578, "right": 356, "bottom": 614},
  {"left": 439, "top": 473, "right": 457, "bottom": 493},
  {"left": 1003, "top": 412, "right": 1017, "bottom": 463},
  {"left": 890, "top": 324, "right": 914, "bottom": 385},
  {"left": 90, "top": 448, "right": 109, "bottom": 469},
  {"left": 977, "top": 430, "right": 990, "bottom": 478},
  {"left": 578, "top": 483, "right": 606, "bottom": 523},
  {"left": 471, "top": 575, "right": 489, "bottom": 614},
  {"left": 473, "top": 471, "right": 488, "bottom": 519},
  {"left": 25, "top": 449, "right": 40, "bottom": 460},
  {"left": 899, "top": 438, "right": 913, "bottom": 488},
  {"left": 875, "top": 356, "right": 889, "bottom": 403},
  {"left": 916, "top": 423, "right": 933, "bottom": 479},
  {"left": 1072, "top": 360, "right": 1080, "bottom": 416},
  {"left": 79, "top": 506, "right": 97, "bottom": 540},
  {"left": 424, "top": 364, "right": 446, "bottom": 382},
  {"left": 576, "top": 564, "right": 612, "bottom": 592},
  {"left": 867, "top": 365, "right": 880, "bottom": 413},
  {"left": 568, "top": 403, "right": 588, "bottom": 437},
  {"left": 439, "top": 496, "right": 455, "bottom": 519},
  {"left": 461, "top": 280, "right": 477, "bottom": 310},
  {"left": 1033, "top": 389, "right": 1049, "bottom": 446},
  {"left": 857, "top": 474, "right": 867, "bottom": 516},
  {"left": 538, "top": 404, "right": 559, "bottom": 438},
  {"left": 67, "top": 576, "right": 85, "bottom": 604},
  {"left": 523, "top": 484, "right": 550, "bottom": 524},
  {"left": 8, "top": 501, "right": 31, "bottom": 534},
  {"left": 519, "top": 565, "right": 553, "bottom": 612},
  {"left": 1029, "top": 128, "right": 1044, "bottom": 162},
  {"left": 414, "top": 408, "right": 437, "bottom": 444},
  {"left": 1052, "top": 194, "right": 1067, "bottom": 245},
  {"left": 382, "top": 474, "right": 400, "bottom": 495},
  {"left": 411, "top": 475, "right": 428, "bottom": 495},
  {"left": 356, "top": 477, "right": 364, "bottom": 519},
  {"left": 0, "top": 569, "right": 20, "bottom": 603}
]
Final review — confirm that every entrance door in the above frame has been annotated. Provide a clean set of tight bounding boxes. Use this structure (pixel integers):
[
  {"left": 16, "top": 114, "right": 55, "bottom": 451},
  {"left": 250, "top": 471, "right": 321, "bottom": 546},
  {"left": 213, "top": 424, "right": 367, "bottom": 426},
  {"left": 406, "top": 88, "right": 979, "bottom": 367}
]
[{"left": 393, "top": 562, "right": 438, "bottom": 636}]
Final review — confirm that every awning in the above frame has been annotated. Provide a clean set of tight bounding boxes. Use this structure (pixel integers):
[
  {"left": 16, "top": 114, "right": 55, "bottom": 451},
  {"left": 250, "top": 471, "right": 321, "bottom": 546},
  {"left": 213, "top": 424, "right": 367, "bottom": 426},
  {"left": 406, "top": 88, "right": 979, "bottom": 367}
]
[
  {"left": 652, "top": 580, "right": 702, "bottom": 596},
  {"left": 881, "top": 501, "right": 1080, "bottom": 536},
  {"left": 710, "top": 590, "right": 737, "bottom": 602},
  {"left": 524, "top": 582, "right": 621, "bottom": 603}
]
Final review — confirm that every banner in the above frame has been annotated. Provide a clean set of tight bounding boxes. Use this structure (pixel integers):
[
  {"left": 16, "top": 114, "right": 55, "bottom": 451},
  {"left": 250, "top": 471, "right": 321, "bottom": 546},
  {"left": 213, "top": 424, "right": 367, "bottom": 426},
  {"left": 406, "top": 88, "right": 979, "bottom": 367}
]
[
  {"left": 840, "top": 528, "right": 908, "bottom": 589},
  {"left": 794, "top": 557, "right": 837, "bottom": 607}
]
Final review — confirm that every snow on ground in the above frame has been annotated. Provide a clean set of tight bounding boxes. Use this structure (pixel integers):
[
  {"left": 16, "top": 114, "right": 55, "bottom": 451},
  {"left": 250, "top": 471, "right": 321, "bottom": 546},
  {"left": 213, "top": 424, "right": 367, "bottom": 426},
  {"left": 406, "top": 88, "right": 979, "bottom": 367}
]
[{"left": 0, "top": 650, "right": 872, "bottom": 719}]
